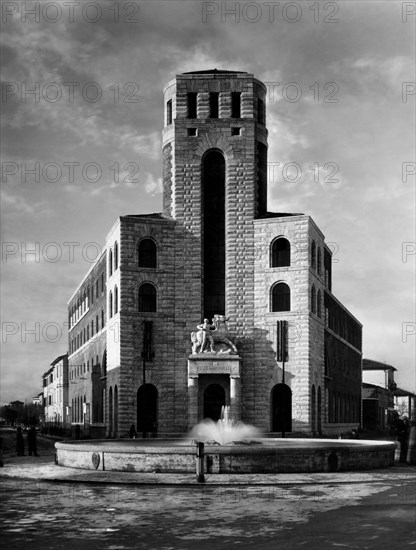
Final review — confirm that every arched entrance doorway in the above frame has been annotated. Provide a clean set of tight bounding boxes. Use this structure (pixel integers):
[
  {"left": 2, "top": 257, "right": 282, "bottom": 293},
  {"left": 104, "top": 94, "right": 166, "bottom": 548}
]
[
  {"left": 271, "top": 384, "right": 292, "bottom": 432},
  {"left": 203, "top": 384, "right": 226, "bottom": 421},
  {"left": 317, "top": 386, "right": 322, "bottom": 434},
  {"left": 311, "top": 384, "right": 316, "bottom": 434},
  {"left": 108, "top": 386, "right": 113, "bottom": 437},
  {"left": 137, "top": 384, "right": 158, "bottom": 433}
]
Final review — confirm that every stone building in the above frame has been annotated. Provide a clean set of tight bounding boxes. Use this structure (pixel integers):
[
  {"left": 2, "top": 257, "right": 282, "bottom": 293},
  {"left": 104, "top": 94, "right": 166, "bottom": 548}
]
[
  {"left": 42, "top": 354, "right": 69, "bottom": 431},
  {"left": 362, "top": 358, "right": 397, "bottom": 430},
  {"left": 68, "top": 69, "right": 362, "bottom": 438}
]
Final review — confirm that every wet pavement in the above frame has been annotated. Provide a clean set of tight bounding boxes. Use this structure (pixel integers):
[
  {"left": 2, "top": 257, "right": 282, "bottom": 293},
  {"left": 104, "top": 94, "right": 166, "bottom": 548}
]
[{"left": 1, "top": 429, "right": 415, "bottom": 549}]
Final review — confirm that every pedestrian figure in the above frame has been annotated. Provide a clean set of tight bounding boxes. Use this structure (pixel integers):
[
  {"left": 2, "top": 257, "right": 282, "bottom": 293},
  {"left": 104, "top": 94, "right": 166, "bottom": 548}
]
[
  {"left": 16, "top": 427, "right": 25, "bottom": 456},
  {"left": 396, "top": 416, "right": 410, "bottom": 463},
  {"left": 27, "top": 426, "right": 38, "bottom": 456},
  {"left": 129, "top": 424, "right": 137, "bottom": 438}
]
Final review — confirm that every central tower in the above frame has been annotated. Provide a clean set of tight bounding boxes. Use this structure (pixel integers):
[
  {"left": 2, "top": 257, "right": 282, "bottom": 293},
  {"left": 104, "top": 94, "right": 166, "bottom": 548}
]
[{"left": 162, "top": 69, "right": 268, "bottom": 323}]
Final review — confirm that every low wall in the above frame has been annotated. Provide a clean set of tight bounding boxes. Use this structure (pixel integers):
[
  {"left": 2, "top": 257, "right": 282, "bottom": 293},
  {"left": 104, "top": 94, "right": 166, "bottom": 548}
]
[{"left": 55, "top": 439, "right": 397, "bottom": 474}]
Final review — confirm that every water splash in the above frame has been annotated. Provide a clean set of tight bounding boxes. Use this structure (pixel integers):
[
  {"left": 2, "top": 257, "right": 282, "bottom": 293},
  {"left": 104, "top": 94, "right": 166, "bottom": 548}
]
[{"left": 188, "top": 406, "right": 261, "bottom": 445}]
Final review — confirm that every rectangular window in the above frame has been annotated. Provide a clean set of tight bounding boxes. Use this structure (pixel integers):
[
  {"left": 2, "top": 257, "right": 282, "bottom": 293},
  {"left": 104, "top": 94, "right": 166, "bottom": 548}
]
[
  {"left": 96, "top": 280, "right": 99, "bottom": 298},
  {"left": 209, "top": 93, "right": 219, "bottom": 118},
  {"left": 101, "top": 273, "right": 104, "bottom": 294},
  {"left": 96, "top": 315, "right": 99, "bottom": 332},
  {"left": 258, "top": 98, "right": 265, "bottom": 124},
  {"left": 187, "top": 93, "right": 197, "bottom": 118},
  {"left": 142, "top": 321, "right": 154, "bottom": 362},
  {"left": 187, "top": 128, "right": 198, "bottom": 136},
  {"left": 231, "top": 127, "right": 241, "bottom": 136},
  {"left": 231, "top": 92, "right": 241, "bottom": 118},
  {"left": 166, "top": 99, "right": 172, "bottom": 125}
]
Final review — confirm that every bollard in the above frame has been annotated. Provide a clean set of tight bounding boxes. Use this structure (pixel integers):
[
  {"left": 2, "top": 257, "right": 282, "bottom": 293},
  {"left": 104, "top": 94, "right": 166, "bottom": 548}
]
[{"left": 196, "top": 441, "right": 205, "bottom": 483}]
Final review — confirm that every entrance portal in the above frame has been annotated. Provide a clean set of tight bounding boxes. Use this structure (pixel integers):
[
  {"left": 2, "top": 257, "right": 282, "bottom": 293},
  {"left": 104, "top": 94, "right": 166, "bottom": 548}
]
[
  {"left": 203, "top": 384, "right": 225, "bottom": 421},
  {"left": 137, "top": 384, "right": 158, "bottom": 433},
  {"left": 272, "top": 383, "right": 292, "bottom": 432}
]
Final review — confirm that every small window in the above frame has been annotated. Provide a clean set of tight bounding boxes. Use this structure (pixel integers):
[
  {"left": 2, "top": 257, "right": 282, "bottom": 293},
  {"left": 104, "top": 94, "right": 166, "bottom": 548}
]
[
  {"left": 258, "top": 98, "right": 265, "bottom": 124},
  {"left": 231, "top": 127, "right": 241, "bottom": 136},
  {"left": 188, "top": 128, "right": 198, "bottom": 136},
  {"left": 166, "top": 99, "right": 172, "bottom": 125},
  {"left": 138, "top": 283, "right": 157, "bottom": 312},
  {"left": 271, "top": 282, "right": 291, "bottom": 312},
  {"left": 109, "top": 291, "right": 113, "bottom": 318},
  {"left": 187, "top": 92, "right": 197, "bottom": 118},
  {"left": 311, "top": 240, "right": 316, "bottom": 270},
  {"left": 101, "top": 273, "right": 104, "bottom": 294},
  {"left": 138, "top": 239, "right": 157, "bottom": 268},
  {"left": 209, "top": 92, "right": 219, "bottom": 118},
  {"left": 311, "top": 285, "right": 316, "bottom": 314},
  {"left": 317, "top": 248, "right": 322, "bottom": 275},
  {"left": 114, "top": 241, "right": 118, "bottom": 271},
  {"left": 101, "top": 309, "right": 105, "bottom": 329},
  {"left": 109, "top": 249, "right": 113, "bottom": 277},
  {"left": 231, "top": 92, "right": 241, "bottom": 118},
  {"left": 271, "top": 238, "right": 290, "bottom": 267},
  {"left": 96, "top": 314, "right": 99, "bottom": 331},
  {"left": 114, "top": 286, "right": 119, "bottom": 314},
  {"left": 317, "top": 290, "right": 322, "bottom": 318},
  {"left": 96, "top": 280, "right": 99, "bottom": 299}
]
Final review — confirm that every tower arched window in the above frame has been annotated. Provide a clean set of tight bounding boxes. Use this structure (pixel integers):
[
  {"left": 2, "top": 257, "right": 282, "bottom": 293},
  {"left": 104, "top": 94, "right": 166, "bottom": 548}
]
[
  {"left": 114, "top": 241, "right": 118, "bottom": 271},
  {"left": 138, "top": 283, "right": 157, "bottom": 312},
  {"left": 138, "top": 239, "right": 157, "bottom": 268},
  {"left": 311, "top": 240, "right": 316, "bottom": 270},
  {"left": 311, "top": 285, "right": 316, "bottom": 314},
  {"left": 271, "top": 238, "right": 290, "bottom": 267},
  {"left": 271, "top": 282, "right": 291, "bottom": 312},
  {"left": 114, "top": 286, "right": 118, "bottom": 314},
  {"left": 109, "top": 290, "right": 113, "bottom": 318},
  {"left": 317, "top": 289, "right": 322, "bottom": 318},
  {"left": 108, "top": 249, "right": 113, "bottom": 277}
]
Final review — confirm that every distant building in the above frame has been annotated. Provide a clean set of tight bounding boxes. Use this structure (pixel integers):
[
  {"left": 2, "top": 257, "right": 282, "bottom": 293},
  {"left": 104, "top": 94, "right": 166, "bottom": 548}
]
[
  {"left": 66, "top": 69, "right": 362, "bottom": 438},
  {"left": 32, "top": 393, "right": 42, "bottom": 405},
  {"left": 42, "top": 354, "right": 69, "bottom": 431},
  {"left": 394, "top": 387, "right": 416, "bottom": 419},
  {"left": 362, "top": 359, "right": 397, "bottom": 430}
]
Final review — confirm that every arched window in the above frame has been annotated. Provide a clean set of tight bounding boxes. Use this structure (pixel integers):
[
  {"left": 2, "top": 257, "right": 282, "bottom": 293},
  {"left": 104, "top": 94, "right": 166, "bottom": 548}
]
[
  {"left": 271, "top": 238, "right": 290, "bottom": 267},
  {"left": 114, "top": 241, "right": 118, "bottom": 271},
  {"left": 138, "top": 283, "right": 157, "bottom": 312},
  {"left": 271, "top": 282, "right": 291, "bottom": 312},
  {"left": 311, "top": 285, "right": 316, "bottom": 314},
  {"left": 108, "top": 248, "right": 113, "bottom": 277},
  {"left": 109, "top": 290, "right": 113, "bottom": 318},
  {"left": 138, "top": 239, "right": 157, "bottom": 268},
  {"left": 114, "top": 286, "right": 118, "bottom": 314},
  {"left": 311, "top": 240, "right": 316, "bottom": 270},
  {"left": 317, "top": 289, "right": 322, "bottom": 318},
  {"left": 317, "top": 247, "right": 322, "bottom": 275}
]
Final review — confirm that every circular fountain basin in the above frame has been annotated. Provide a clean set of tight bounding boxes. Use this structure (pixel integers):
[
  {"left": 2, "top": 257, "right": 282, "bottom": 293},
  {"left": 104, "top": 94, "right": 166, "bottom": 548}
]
[{"left": 55, "top": 438, "right": 396, "bottom": 474}]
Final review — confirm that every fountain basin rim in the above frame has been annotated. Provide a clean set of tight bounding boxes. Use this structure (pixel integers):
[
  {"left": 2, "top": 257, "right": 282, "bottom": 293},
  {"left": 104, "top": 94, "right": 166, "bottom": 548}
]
[{"left": 55, "top": 438, "right": 397, "bottom": 456}]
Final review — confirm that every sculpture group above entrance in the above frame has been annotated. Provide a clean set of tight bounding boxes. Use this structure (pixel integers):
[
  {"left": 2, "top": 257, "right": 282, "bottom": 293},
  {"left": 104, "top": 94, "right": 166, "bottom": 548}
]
[{"left": 191, "top": 314, "right": 238, "bottom": 355}]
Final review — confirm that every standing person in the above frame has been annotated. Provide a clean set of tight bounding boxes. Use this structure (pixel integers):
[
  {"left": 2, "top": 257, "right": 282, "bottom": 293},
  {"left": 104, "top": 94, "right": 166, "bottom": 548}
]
[
  {"left": 129, "top": 424, "right": 137, "bottom": 438},
  {"left": 27, "top": 426, "right": 38, "bottom": 457},
  {"left": 397, "top": 416, "right": 410, "bottom": 463},
  {"left": 16, "top": 427, "right": 25, "bottom": 456}
]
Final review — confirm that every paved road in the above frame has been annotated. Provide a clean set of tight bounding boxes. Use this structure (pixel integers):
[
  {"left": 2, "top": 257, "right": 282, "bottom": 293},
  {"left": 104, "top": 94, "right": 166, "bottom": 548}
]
[{"left": 1, "top": 472, "right": 415, "bottom": 549}]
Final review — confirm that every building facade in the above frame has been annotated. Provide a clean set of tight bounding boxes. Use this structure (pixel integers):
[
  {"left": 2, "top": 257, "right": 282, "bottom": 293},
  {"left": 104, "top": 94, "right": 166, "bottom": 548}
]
[
  {"left": 362, "top": 358, "right": 397, "bottom": 430},
  {"left": 68, "top": 69, "right": 362, "bottom": 438},
  {"left": 42, "top": 354, "right": 69, "bottom": 431}
]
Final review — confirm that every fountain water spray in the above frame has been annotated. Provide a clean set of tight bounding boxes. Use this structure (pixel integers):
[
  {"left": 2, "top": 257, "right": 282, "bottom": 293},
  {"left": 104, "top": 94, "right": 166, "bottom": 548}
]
[{"left": 189, "top": 406, "right": 261, "bottom": 445}]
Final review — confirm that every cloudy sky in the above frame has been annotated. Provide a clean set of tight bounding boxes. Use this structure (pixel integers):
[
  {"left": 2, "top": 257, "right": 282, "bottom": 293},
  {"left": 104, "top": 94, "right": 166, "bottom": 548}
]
[{"left": 1, "top": 0, "right": 415, "bottom": 402}]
